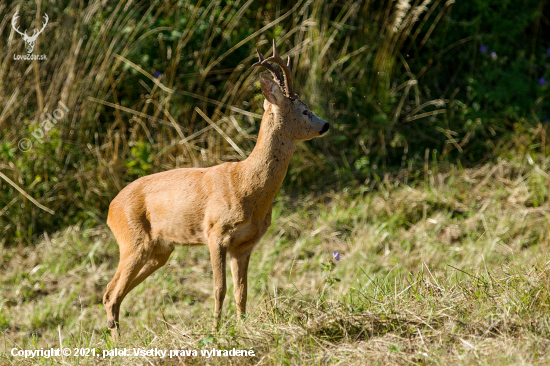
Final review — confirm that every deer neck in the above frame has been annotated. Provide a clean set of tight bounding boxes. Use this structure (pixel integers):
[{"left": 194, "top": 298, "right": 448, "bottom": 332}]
[{"left": 238, "top": 105, "right": 295, "bottom": 201}]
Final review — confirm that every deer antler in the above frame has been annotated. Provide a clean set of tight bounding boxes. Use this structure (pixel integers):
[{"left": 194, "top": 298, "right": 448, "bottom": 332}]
[
  {"left": 264, "top": 40, "right": 295, "bottom": 98},
  {"left": 30, "top": 13, "right": 48, "bottom": 39},
  {"left": 11, "top": 12, "right": 28, "bottom": 37},
  {"left": 253, "top": 40, "right": 296, "bottom": 99},
  {"left": 253, "top": 47, "right": 284, "bottom": 90}
]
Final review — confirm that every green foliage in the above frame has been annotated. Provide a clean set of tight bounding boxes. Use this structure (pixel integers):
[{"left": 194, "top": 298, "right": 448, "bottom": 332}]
[
  {"left": 0, "top": 0, "right": 548, "bottom": 244},
  {"left": 126, "top": 141, "right": 153, "bottom": 177},
  {"left": 410, "top": 0, "right": 550, "bottom": 163}
]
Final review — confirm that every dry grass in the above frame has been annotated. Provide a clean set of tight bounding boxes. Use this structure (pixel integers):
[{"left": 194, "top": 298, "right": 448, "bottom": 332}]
[
  {"left": 0, "top": 0, "right": 456, "bottom": 244},
  {"left": 2, "top": 152, "right": 550, "bottom": 365}
]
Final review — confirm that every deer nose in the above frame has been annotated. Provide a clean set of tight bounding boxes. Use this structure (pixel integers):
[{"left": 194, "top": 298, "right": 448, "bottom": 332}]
[{"left": 320, "top": 123, "right": 330, "bottom": 135}]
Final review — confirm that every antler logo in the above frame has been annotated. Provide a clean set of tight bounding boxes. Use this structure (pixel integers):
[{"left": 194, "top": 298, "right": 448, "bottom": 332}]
[{"left": 11, "top": 12, "right": 49, "bottom": 54}]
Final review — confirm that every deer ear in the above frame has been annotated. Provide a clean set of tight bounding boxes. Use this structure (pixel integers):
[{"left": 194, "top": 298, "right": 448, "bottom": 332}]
[{"left": 260, "top": 73, "right": 284, "bottom": 106}]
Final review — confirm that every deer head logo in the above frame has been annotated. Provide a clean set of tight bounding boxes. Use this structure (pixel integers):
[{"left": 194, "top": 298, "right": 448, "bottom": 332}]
[{"left": 11, "top": 12, "right": 49, "bottom": 54}]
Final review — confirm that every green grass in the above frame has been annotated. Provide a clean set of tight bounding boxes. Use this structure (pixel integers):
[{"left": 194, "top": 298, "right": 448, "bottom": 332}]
[{"left": 2, "top": 152, "right": 550, "bottom": 365}]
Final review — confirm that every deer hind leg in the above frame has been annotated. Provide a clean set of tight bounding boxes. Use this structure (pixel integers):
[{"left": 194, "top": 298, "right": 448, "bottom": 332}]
[
  {"left": 208, "top": 240, "right": 227, "bottom": 331},
  {"left": 103, "top": 236, "right": 154, "bottom": 336},
  {"left": 123, "top": 243, "right": 174, "bottom": 298},
  {"left": 230, "top": 251, "right": 251, "bottom": 317}
]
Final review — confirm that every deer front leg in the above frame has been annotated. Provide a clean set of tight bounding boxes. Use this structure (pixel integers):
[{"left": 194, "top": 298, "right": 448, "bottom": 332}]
[
  {"left": 230, "top": 251, "right": 251, "bottom": 317},
  {"left": 208, "top": 241, "right": 227, "bottom": 331}
]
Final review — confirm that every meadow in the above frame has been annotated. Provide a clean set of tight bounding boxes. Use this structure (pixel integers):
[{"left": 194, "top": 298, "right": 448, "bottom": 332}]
[
  {"left": 3, "top": 150, "right": 550, "bottom": 365},
  {"left": 1, "top": 0, "right": 550, "bottom": 365}
]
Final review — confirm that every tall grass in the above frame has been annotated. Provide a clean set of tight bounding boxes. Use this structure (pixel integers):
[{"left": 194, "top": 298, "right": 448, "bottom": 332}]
[
  {"left": 1, "top": 0, "right": 263, "bottom": 243},
  {"left": 0, "top": 0, "right": 463, "bottom": 245}
]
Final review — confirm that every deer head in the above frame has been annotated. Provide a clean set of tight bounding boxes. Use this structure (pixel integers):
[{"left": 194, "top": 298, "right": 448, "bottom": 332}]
[
  {"left": 253, "top": 40, "right": 330, "bottom": 141},
  {"left": 12, "top": 12, "right": 49, "bottom": 54}
]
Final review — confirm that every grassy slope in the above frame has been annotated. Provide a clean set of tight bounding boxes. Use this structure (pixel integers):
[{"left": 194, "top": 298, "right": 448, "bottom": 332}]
[{"left": 2, "top": 153, "right": 550, "bottom": 365}]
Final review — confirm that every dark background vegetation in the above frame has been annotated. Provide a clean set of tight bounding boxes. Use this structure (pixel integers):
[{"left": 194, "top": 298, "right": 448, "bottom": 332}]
[{"left": 0, "top": 0, "right": 549, "bottom": 244}]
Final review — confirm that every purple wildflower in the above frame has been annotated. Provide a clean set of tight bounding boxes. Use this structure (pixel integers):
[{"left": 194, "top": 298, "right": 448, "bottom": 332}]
[
  {"left": 153, "top": 70, "right": 162, "bottom": 78},
  {"left": 332, "top": 252, "right": 340, "bottom": 261},
  {"left": 490, "top": 51, "right": 497, "bottom": 59},
  {"left": 479, "top": 44, "right": 488, "bottom": 54},
  {"left": 543, "top": 116, "right": 549, "bottom": 122},
  {"left": 539, "top": 77, "right": 547, "bottom": 86},
  {"left": 547, "top": 46, "right": 550, "bottom": 55}
]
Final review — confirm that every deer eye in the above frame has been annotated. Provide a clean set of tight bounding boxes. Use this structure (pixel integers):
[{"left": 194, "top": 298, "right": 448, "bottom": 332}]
[{"left": 303, "top": 110, "right": 309, "bottom": 115}]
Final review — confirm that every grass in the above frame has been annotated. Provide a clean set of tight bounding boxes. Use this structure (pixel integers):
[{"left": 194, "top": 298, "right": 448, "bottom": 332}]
[{"left": 2, "top": 151, "right": 550, "bottom": 365}]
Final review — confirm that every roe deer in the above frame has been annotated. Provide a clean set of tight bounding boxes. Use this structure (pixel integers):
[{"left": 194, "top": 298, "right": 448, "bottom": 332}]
[{"left": 103, "top": 40, "right": 330, "bottom": 336}]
